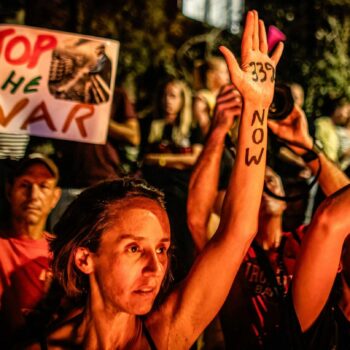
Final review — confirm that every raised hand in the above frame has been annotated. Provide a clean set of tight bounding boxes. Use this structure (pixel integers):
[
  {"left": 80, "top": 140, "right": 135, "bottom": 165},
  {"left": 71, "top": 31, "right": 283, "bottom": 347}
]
[
  {"left": 211, "top": 85, "right": 242, "bottom": 132},
  {"left": 219, "top": 11, "right": 283, "bottom": 108},
  {"left": 268, "top": 104, "right": 313, "bottom": 155}
]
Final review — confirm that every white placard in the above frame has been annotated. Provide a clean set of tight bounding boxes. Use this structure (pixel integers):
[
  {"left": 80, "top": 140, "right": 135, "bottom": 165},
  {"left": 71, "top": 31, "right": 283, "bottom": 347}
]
[{"left": 0, "top": 24, "right": 119, "bottom": 144}]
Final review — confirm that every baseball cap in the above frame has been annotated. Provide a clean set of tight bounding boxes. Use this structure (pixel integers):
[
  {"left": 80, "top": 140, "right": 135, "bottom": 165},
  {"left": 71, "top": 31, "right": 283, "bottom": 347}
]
[{"left": 14, "top": 153, "right": 59, "bottom": 181}]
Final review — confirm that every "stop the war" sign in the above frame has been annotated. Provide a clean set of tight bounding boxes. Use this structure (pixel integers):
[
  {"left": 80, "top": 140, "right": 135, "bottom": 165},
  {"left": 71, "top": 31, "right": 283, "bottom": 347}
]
[{"left": 0, "top": 25, "right": 119, "bottom": 144}]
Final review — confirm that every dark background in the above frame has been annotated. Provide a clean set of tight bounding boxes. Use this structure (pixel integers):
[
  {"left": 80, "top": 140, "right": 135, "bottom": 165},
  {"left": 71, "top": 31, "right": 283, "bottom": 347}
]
[{"left": 1, "top": 0, "right": 349, "bottom": 119}]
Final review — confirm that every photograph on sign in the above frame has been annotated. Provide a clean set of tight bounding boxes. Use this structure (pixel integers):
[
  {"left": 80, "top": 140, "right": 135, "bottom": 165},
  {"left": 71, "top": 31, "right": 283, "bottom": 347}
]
[{"left": 49, "top": 39, "right": 112, "bottom": 104}]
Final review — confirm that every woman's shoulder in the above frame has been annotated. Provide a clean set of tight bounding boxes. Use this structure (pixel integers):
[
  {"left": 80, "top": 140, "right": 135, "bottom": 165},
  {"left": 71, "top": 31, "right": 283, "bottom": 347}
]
[{"left": 45, "top": 308, "right": 84, "bottom": 349}]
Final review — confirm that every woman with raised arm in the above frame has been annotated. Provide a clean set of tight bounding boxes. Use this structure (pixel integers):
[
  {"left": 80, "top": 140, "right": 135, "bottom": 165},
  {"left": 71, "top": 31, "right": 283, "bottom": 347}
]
[{"left": 22, "top": 11, "right": 283, "bottom": 349}]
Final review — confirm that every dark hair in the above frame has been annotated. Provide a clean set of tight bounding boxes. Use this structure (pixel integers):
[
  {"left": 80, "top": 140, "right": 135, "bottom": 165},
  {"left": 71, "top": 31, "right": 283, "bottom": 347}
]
[
  {"left": 322, "top": 96, "right": 348, "bottom": 117},
  {"left": 50, "top": 177, "right": 171, "bottom": 300}
]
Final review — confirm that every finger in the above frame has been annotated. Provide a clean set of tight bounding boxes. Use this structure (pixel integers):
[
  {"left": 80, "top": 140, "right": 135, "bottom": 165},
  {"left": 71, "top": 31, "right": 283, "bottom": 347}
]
[
  {"left": 252, "top": 10, "right": 259, "bottom": 51},
  {"left": 217, "top": 90, "right": 241, "bottom": 104},
  {"left": 217, "top": 86, "right": 241, "bottom": 101},
  {"left": 271, "top": 42, "right": 284, "bottom": 65},
  {"left": 218, "top": 84, "right": 237, "bottom": 96},
  {"left": 283, "top": 105, "right": 304, "bottom": 124},
  {"left": 217, "top": 93, "right": 241, "bottom": 107},
  {"left": 216, "top": 99, "right": 242, "bottom": 112},
  {"left": 267, "top": 119, "right": 280, "bottom": 134},
  {"left": 293, "top": 104, "right": 307, "bottom": 119},
  {"left": 226, "top": 106, "right": 242, "bottom": 118},
  {"left": 217, "top": 94, "right": 241, "bottom": 106},
  {"left": 259, "top": 19, "right": 268, "bottom": 54},
  {"left": 241, "top": 11, "right": 254, "bottom": 56},
  {"left": 219, "top": 46, "right": 243, "bottom": 87},
  {"left": 216, "top": 102, "right": 242, "bottom": 115}
]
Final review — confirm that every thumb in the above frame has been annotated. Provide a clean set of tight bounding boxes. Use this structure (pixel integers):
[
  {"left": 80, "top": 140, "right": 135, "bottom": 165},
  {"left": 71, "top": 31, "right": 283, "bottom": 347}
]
[
  {"left": 267, "top": 119, "right": 279, "bottom": 134},
  {"left": 219, "top": 46, "right": 243, "bottom": 88}
]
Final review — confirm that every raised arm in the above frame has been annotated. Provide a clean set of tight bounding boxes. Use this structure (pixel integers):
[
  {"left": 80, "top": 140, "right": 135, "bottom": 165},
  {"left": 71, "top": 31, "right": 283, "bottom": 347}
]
[
  {"left": 292, "top": 184, "right": 350, "bottom": 331},
  {"left": 147, "top": 11, "right": 284, "bottom": 349},
  {"left": 187, "top": 86, "right": 241, "bottom": 250},
  {"left": 268, "top": 105, "right": 350, "bottom": 195},
  {"left": 142, "top": 144, "right": 203, "bottom": 170},
  {"left": 108, "top": 118, "right": 140, "bottom": 146}
]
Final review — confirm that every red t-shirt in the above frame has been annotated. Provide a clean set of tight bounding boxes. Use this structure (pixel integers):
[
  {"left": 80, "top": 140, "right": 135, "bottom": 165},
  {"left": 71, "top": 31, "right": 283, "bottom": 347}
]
[
  {"left": 220, "top": 225, "right": 307, "bottom": 349},
  {"left": 0, "top": 234, "right": 51, "bottom": 335}
]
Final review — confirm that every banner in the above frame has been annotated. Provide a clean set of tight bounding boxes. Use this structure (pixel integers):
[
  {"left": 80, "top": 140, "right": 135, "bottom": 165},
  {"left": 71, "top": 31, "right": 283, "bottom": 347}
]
[{"left": 0, "top": 24, "right": 119, "bottom": 144}]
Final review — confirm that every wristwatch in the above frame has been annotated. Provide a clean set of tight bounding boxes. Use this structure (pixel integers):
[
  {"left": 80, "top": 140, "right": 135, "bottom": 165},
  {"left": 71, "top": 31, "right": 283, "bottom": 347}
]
[{"left": 301, "top": 139, "right": 324, "bottom": 163}]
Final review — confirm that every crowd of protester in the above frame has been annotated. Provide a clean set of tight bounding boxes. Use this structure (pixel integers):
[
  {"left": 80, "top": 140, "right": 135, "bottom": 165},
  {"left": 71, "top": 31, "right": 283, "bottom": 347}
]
[{"left": 0, "top": 10, "right": 350, "bottom": 350}]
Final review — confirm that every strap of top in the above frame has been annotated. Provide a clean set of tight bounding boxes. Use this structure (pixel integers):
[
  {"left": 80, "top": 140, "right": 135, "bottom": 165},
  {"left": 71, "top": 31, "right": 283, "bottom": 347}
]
[{"left": 143, "top": 321, "right": 158, "bottom": 350}]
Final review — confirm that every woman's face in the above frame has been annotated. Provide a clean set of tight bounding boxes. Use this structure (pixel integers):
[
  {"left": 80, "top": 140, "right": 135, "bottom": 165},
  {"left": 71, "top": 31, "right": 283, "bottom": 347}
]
[
  {"left": 259, "top": 167, "right": 286, "bottom": 218},
  {"left": 162, "top": 82, "right": 183, "bottom": 117},
  {"left": 208, "top": 60, "right": 230, "bottom": 89},
  {"left": 89, "top": 197, "right": 171, "bottom": 315}
]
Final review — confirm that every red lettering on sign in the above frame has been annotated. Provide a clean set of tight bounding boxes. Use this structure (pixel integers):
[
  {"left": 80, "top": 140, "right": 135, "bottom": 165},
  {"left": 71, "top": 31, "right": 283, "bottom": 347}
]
[
  {"left": 0, "top": 98, "right": 29, "bottom": 127},
  {"left": 28, "top": 35, "right": 57, "bottom": 69},
  {"left": 5, "top": 36, "right": 31, "bottom": 65},
  {"left": 0, "top": 29, "right": 57, "bottom": 69},
  {"left": 1, "top": 99, "right": 97, "bottom": 139},
  {"left": 0, "top": 29, "right": 15, "bottom": 56},
  {"left": 21, "top": 101, "right": 57, "bottom": 131},
  {"left": 62, "top": 104, "right": 94, "bottom": 137}
]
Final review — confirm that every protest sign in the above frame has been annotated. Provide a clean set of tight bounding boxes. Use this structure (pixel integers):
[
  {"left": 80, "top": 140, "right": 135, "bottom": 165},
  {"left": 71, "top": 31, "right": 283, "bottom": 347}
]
[{"left": 0, "top": 24, "right": 119, "bottom": 144}]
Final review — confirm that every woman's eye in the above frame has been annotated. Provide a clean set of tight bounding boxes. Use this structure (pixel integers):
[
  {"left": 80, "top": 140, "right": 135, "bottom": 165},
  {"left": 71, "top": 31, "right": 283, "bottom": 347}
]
[
  {"left": 128, "top": 245, "right": 140, "bottom": 253},
  {"left": 40, "top": 184, "right": 50, "bottom": 190},
  {"left": 156, "top": 246, "right": 167, "bottom": 254}
]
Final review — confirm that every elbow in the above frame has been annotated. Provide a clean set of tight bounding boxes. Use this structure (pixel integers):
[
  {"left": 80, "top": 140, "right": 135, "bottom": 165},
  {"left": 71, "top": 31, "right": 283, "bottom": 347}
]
[
  {"left": 130, "top": 133, "right": 140, "bottom": 146},
  {"left": 129, "top": 124, "right": 141, "bottom": 146},
  {"left": 311, "top": 194, "right": 345, "bottom": 239},
  {"left": 187, "top": 208, "right": 207, "bottom": 252}
]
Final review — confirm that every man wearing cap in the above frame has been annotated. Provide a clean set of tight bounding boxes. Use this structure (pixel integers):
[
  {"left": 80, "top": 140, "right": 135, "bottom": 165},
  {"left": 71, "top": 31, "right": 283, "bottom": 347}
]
[{"left": 0, "top": 153, "right": 61, "bottom": 346}]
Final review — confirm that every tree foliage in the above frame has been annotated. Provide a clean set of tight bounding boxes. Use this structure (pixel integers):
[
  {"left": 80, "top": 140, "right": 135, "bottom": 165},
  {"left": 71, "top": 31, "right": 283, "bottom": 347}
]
[{"left": 0, "top": 0, "right": 349, "bottom": 116}]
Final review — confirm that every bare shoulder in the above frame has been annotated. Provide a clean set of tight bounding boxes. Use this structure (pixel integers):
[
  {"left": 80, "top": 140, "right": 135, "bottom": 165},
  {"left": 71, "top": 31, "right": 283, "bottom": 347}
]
[{"left": 45, "top": 309, "right": 84, "bottom": 349}]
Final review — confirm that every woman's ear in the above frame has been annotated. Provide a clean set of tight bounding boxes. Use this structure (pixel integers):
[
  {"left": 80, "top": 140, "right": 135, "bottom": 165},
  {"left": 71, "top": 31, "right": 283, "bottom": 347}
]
[
  {"left": 74, "top": 247, "right": 94, "bottom": 274},
  {"left": 338, "top": 261, "right": 343, "bottom": 274}
]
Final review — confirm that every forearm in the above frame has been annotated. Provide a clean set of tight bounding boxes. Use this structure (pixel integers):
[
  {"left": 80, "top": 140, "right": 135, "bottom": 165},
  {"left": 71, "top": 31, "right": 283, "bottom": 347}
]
[
  {"left": 293, "top": 185, "right": 350, "bottom": 331},
  {"left": 307, "top": 153, "right": 350, "bottom": 196},
  {"left": 108, "top": 119, "right": 140, "bottom": 146},
  {"left": 143, "top": 147, "right": 202, "bottom": 169},
  {"left": 187, "top": 128, "right": 227, "bottom": 250},
  {"left": 217, "top": 102, "right": 268, "bottom": 241}
]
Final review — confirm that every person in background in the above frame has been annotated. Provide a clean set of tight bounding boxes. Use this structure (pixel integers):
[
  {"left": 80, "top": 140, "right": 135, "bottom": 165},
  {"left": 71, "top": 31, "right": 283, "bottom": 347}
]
[
  {"left": 193, "top": 56, "right": 230, "bottom": 138},
  {"left": 334, "top": 102, "right": 350, "bottom": 170},
  {"left": 0, "top": 132, "right": 30, "bottom": 222},
  {"left": 188, "top": 86, "right": 349, "bottom": 348},
  {"left": 315, "top": 98, "right": 350, "bottom": 165},
  {"left": 0, "top": 153, "right": 61, "bottom": 348},
  {"left": 140, "top": 77, "right": 202, "bottom": 282},
  {"left": 290, "top": 83, "right": 305, "bottom": 108}
]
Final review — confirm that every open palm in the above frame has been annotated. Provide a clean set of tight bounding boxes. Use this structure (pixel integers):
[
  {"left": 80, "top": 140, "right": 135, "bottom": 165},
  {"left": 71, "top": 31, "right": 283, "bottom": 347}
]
[{"left": 220, "top": 11, "right": 284, "bottom": 108}]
